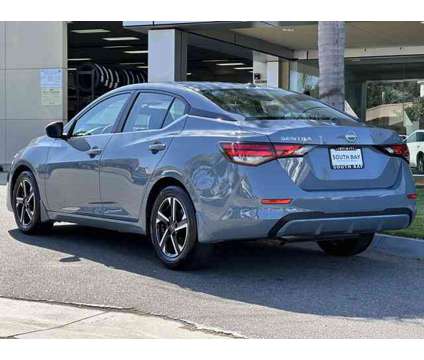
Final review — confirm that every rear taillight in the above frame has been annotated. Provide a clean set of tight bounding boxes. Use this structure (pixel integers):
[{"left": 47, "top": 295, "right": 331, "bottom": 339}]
[
  {"left": 220, "top": 142, "right": 308, "bottom": 166},
  {"left": 407, "top": 193, "right": 417, "bottom": 200},
  {"left": 378, "top": 144, "right": 410, "bottom": 163}
]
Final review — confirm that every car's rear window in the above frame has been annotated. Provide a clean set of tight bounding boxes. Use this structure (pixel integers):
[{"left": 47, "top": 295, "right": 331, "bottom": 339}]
[{"left": 201, "top": 88, "right": 354, "bottom": 121}]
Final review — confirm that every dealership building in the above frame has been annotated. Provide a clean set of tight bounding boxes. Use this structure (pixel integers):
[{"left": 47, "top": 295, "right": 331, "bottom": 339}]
[{"left": 1, "top": 21, "right": 424, "bottom": 170}]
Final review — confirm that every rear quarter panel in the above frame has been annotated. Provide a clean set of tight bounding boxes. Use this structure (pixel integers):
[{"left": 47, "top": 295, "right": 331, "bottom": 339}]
[{"left": 143, "top": 115, "right": 280, "bottom": 242}]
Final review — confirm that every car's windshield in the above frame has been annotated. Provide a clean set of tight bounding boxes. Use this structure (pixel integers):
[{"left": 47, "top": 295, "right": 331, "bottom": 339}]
[{"left": 201, "top": 88, "right": 354, "bottom": 121}]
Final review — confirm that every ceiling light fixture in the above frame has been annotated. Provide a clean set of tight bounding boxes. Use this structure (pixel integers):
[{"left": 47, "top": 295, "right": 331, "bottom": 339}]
[
  {"left": 202, "top": 59, "right": 229, "bottom": 63},
  {"left": 72, "top": 29, "right": 110, "bottom": 34},
  {"left": 137, "top": 65, "right": 148, "bottom": 69},
  {"left": 125, "top": 50, "right": 148, "bottom": 54},
  {"left": 104, "top": 45, "right": 132, "bottom": 49},
  {"left": 103, "top": 36, "right": 139, "bottom": 41},
  {"left": 234, "top": 66, "right": 253, "bottom": 70},
  {"left": 120, "top": 62, "right": 145, "bottom": 65},
  {"left": 216, "top": 62, "right": 244, "bottom": 66},
  {"left": 68, "top": 58, "right": 91, "bottom": 61}
]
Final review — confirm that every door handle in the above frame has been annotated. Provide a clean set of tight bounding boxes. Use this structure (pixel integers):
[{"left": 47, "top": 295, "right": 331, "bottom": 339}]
[
  {"left": 149, "top": 142, "right": 166, "bottom": 153},
  {"left": 87, "top": 147, "right": 102, "bottom": 157}
]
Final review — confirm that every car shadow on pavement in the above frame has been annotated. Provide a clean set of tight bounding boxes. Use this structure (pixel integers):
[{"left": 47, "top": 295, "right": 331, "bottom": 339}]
[{"left": 9, "top": 224, "right": 424, "bottom": 321}]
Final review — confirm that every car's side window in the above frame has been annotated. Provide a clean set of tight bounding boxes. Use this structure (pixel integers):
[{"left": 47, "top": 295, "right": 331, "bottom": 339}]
[
  {"left": 417, "top": 132, "right": 424, "bottom": 142},
  {"left": 71, "top": 93, "right": 130, "bottom": 137},
  {"left": 407, "top": 133, "right": 417, "bottom": 143},
  {"left": 123, "top": 93, "right": 174, "bottom": 132},
  {"left": 162, "top": 98, "right": 187, "bottom": 128}
]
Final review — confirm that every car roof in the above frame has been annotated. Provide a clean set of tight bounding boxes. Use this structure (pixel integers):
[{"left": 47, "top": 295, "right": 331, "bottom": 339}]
[
  {"left": 109, "top": 81, "right": 289, "bottom": 96},
  {"left": 103, "top": 82, "right": 271, "bottom": 122}
]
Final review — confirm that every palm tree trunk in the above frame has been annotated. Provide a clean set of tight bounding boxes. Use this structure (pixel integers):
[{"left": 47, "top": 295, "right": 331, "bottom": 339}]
[{"left": 318, "top": 21, "right": 346, "bottom": 111}]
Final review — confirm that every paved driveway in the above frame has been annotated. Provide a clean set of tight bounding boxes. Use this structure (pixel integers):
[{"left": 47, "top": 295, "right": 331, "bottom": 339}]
[{"left": 1, "top": 184, "right": 424, "bottom": 338}]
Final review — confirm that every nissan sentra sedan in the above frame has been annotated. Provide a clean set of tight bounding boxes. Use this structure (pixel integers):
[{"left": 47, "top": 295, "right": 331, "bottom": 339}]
[{"left": 7, "top": 82, "right": 417, "bottom": 269}]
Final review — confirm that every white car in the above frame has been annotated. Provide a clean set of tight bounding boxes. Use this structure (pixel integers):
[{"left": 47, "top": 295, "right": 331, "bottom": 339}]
[{"left": 406, "top": 130, "right": 424, "bottom": 173}]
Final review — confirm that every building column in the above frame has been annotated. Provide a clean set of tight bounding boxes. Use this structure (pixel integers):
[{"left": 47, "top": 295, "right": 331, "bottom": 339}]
[
  {"left": 252, "top": 51, "right": 288, "bottom": 88},
  {"left": 0, "top": 21, "right": 67, "bottom": 169},
  {"left": 148, "top": 29, "right": 187, "bottom": 82}
]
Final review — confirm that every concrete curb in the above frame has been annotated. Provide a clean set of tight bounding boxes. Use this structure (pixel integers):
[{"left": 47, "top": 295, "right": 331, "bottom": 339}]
[{"left": 373, "top": 233, "right": 424, "bottom": 259}]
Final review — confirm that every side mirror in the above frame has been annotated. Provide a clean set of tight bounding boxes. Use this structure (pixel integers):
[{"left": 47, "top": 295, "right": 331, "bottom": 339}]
[{"left": 45, "top": 121, "right": 64, "bottom": 139}]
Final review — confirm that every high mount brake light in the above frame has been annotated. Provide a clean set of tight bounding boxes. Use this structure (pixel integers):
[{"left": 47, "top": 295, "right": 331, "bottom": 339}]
[
  {"left": 378, "top": 144, "right": 410, "bottom": 163},
  {"left": 220, "top": 142, "right": 307, "bottom": 166}
]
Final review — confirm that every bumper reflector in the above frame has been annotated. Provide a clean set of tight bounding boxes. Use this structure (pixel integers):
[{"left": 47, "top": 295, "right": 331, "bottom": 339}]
[
  {"left": 261, "top": 198, "right": 292, "bottom": 205},
  {"left": 407, "top": 193, "right": 417, "bottom": 200}
]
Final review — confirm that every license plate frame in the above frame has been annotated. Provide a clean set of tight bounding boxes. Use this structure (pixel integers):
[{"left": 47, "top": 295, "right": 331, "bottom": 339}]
[{"left": 329, "top": 146, "right": 364, "bottom": 170}]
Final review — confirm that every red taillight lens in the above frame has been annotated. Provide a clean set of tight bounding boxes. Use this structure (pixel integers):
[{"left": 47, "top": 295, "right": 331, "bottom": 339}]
[
  {"left": 261, "top": 198, "right": 292, "bottom": 205},
  {"left": 380, "top": 144, "right": 410, "bottom": 163},
  {"left": 220, "top": 142, "right": 308, "bottom": 166},
  {"left": 220, "top": 143, "right": 275, "bottom": 165},
  {"left": 273, "top": 144, "right": 304, "bottom": 158},
  {"left": 407, "top": 193, "right": 417, "bottom": 200}
]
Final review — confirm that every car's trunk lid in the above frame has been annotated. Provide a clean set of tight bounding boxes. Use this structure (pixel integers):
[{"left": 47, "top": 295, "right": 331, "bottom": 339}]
[{"left": 240, "top": 118, "right": 403, "bottom": 191}]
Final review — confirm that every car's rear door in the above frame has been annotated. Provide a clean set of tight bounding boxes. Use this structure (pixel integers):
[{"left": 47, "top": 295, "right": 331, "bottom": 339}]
[
  {"left": 44, "top": 92, "right": 132, "bottom": 216},
  {"left": 99, "top": 91, "right": 188, "bottom": 222}
]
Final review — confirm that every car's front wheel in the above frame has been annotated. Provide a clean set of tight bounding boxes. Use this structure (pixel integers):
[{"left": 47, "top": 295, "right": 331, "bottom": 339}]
[
  {"left": 317, "top": 234, "right": 374, "bottom": 257},
  {"left": 12, "top": 171, "right": 54, "bottom": 234},
  {"left": 149, "top": 186, "right": 212, "bottom": 270}
]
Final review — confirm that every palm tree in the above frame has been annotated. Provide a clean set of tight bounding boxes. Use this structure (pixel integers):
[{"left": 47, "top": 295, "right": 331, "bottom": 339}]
[{"left": 318, "top": 21, "right": 346, "bottom": 111}]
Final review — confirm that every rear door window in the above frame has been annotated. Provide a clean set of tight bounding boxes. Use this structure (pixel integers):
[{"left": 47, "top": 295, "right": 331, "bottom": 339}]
[{"left": 123, "top": 93, "right": 174, "bottom": 132}]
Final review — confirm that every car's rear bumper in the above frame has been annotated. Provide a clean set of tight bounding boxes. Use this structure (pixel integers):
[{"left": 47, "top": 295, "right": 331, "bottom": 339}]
[
  {"left": 196, "top": 196, "right": 416, "bottom": 243},
  {"left": 269, "top": 208, "right": 413, "bottom": 239}
]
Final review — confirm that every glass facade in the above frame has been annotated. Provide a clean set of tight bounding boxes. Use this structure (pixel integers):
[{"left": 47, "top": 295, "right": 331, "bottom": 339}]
[
  {"left": 290, "top": 56, "right": 424, "bottom": 173},
  {"left": 345, "top": 56, "right": 424, "bottom": 138},
  {"left": 289, "top": 57, "right": 424, "bottom": 135}
]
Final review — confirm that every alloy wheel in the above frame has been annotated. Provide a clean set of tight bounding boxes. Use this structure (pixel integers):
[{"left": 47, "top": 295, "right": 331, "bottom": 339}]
[
  {"left": 155, "top": 196, "right": 188, "bottom": 258},
  {"left": 15, "top": 179, "right": 35, "bottom": 227},
  {"left": 419, "top": 157, "right": 424, "bottom": 174}
]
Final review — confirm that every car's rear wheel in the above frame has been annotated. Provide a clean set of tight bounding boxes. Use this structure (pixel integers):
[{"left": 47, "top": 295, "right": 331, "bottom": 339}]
[
  {"left": 417, "top": 154, "right": 424, "bottom": 174},
  {"left": 317, "top": 233, "right": 374, "bottom": 257},
  {"left": 149, "top": 186, "right": 212, "bottom": 270},
  {"left": 12, "top": 171, "right": 54, "bottom": 234}
]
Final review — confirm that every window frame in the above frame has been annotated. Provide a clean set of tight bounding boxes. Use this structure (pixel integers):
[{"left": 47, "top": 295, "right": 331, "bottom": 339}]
[
  {"left": 67, "top": 91, "right": 134, "bottom": 138},
  {"left": 118, "top": 90, "right": 190, "bottom": 133}
]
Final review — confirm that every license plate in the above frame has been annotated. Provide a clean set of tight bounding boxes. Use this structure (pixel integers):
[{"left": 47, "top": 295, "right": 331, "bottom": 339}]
[{"left": 329, "top": 147, "right": 364, "bottom": 170}]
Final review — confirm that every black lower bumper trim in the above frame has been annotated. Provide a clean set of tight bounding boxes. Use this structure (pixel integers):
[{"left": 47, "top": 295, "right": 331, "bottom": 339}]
[{"left": 268, "top": 208, "right": 413, "bottom": 238}]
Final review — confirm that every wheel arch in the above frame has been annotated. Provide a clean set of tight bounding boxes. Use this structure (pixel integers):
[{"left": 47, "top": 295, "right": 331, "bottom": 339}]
[
  {"left": 144, "top": 177, "right": 194, "bottom": 231},
  {"left": 10, "top": 163, "right": 34, "bottom": 198},
  {"left": 9, "top": 161, "right": 50, "bottom": 222}
]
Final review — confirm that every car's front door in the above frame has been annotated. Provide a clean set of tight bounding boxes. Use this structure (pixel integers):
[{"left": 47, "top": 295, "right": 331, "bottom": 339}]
[
  {"left": 44, "top": 92, "right": 132, "bottom": 216},
  {"left": 99, "top": 92, "right": 188, "bottom": 222}
]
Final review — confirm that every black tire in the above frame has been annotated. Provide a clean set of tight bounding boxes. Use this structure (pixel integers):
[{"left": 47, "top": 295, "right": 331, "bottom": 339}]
[
  {"left": 317, "top": 234, "right": 374, "bottom": 257},
  {"left": 149, "top": 186, "right": 212, "bottom": 270},
  {"left": 12, "top": 171, "right": 54, "bottom": 234},
  {"left": 417, "top": 155, "right": 424, "bottom": 174}
]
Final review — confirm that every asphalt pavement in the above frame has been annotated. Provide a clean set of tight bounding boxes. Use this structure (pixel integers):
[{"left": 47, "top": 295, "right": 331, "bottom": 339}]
[{"left": 1, "top": 183, "right": 424, "bottom": 338}]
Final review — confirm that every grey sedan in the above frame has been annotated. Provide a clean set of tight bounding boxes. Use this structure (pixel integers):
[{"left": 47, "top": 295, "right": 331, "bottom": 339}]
[{"left": 7, "top": 82, "right": 417, "bottom": 269}]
